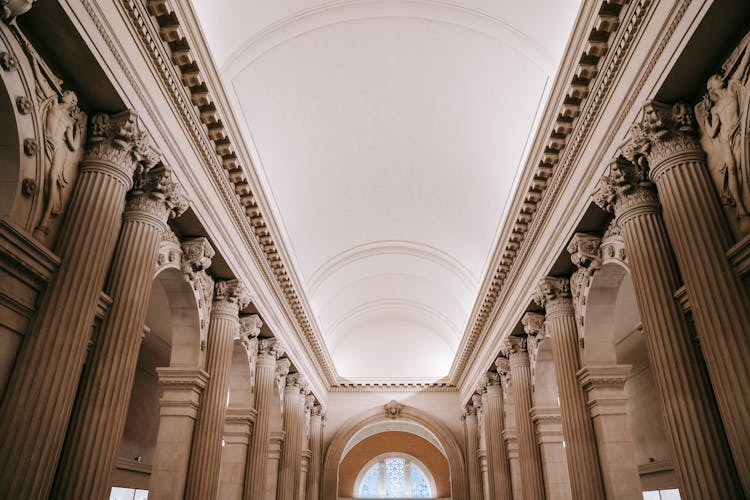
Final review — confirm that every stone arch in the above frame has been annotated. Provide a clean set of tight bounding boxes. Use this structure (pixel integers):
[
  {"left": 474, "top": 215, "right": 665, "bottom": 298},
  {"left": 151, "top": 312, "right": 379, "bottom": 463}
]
[{"left": 322, "top": 403, "right": 466, "bottom": 500}]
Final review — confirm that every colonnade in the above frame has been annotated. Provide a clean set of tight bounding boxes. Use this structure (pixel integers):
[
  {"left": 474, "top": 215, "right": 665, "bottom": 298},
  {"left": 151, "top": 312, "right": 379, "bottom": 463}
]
[
  {"left": 462, "top": 100, "right": 750, "bottom": 500},
  {"left": 0, "top": 107, "right": 326, "bottom": 499}
]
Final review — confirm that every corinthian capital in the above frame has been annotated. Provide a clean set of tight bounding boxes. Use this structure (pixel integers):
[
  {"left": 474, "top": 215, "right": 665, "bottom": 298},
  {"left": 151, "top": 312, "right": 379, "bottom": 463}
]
[
  {"left": 502, "top": 336, "right": 527, "bottom": 356},
  {"left": 181, "top": 237, "right": 214, "bottom": 277},
  {"left": 285, "top": 372, "right": 302, "bottom": 389},
  {"left": 275, "top": 357, "right": 291, "bottom": 385},
  {"left": 240, "top": 314, "right": 263, "bottom": 339},
  {"left": 471, "top": 393, "right": 483, "bottom": 410},
  {"left": 593, "top": 157, "right": 658, "bottom": 220},
  {"left": 484, "top": 371, "right": 501, "bottom": 387},
  {"left": 568, "top": 233, "right": 601, "bottom": 269},
  {"left": 621, "top": 100, "right": 702, "bottom": 175},
  {"left": 258, "top": 338, "right": 283, "bottom": 359},
  {"left": 463, "top": 402, "right": 477, "bottom": 416},
  {"left": 84, "top": 111, "right": 152, "bottom": 183},
  {"left": 533, "top": 276, "right": 572, "bottom": 314},
  {"left": 521, "top": 312, "right": 545, "bottom": 337},
  {"left": 214, "top": 280, "right": 250, "bottom": 313},
  {"left": 126, "top": 162, "right": 189, "bottom": 223}
]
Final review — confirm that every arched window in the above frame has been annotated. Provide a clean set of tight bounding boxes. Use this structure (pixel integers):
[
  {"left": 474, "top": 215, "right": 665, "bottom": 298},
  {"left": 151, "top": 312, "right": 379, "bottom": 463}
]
[{"left": 355, "top": 453, "right": 436, "bottom": 498}]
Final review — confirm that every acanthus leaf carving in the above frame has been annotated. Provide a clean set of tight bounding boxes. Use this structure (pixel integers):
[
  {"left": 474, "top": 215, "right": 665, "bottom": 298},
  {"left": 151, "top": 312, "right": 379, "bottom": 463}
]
[
  {"left": 126, "top": 161, "right": 189, "bottom": 222},
  {"left": 533, "top": 276, "right": 572, "bottom": 314}
]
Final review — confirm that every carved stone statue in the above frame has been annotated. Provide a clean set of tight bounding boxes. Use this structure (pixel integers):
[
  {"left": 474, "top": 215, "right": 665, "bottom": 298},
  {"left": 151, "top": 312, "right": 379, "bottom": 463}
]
[
  {"left": 695, "top": 30, "right": 750, "bottom": 220},
  {"left": 34, "top": 90, "right": 86, "bottom": 236}
]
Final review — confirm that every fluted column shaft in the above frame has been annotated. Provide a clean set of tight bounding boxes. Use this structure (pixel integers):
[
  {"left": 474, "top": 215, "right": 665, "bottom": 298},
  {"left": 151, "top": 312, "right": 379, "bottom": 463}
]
[
  {"left": 52, "top": 163, "right": 184, "bottom": 499},
  {"left": 0, "top": 111, "right": 147, "bottom": 499},
  {"left": 244, "top": 343, "right": 279, "bottom": 500},
  {"left": 505, "top": 339, "right": 546, "bottom": 499},
  {"left": 463, "top": 406, "right": 484, "bottom": 500},
  {"left": 306, "top": 407, "right": 325, "bottom": 500},
  {"left": 186, "top": 280, "right": 250, "bottom": 500},
  {"left": 278, "top": 375, "right": 306, "bottom": 500},
  {"left": 536, "top": 287, "right": 605, "bottom": 499},
  {"left": 595, "top": 157, "right": 742, "bottom": 498},
  {"left": 484, "top": 382, "right": 513, "bottom": 499},
  {"left": 639, "top": 103, "right": 750, "bottom": 493}
]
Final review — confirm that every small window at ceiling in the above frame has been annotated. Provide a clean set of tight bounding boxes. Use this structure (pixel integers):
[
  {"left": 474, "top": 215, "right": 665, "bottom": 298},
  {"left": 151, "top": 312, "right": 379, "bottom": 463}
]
[{"left": 356, "top": 453, "right": 435, "bottom": 498}]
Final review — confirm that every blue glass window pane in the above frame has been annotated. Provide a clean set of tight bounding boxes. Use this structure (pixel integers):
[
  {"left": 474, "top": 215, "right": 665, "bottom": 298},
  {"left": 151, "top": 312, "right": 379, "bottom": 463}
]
[
  {"left": 359, "top": 464, "right": 380, "bottom": 498},
  {"left": 410, "top": 463, "right": 431, "bottom": 497},
  {"left": 385, "top": 458, "right": 405, "bottom": 497}
]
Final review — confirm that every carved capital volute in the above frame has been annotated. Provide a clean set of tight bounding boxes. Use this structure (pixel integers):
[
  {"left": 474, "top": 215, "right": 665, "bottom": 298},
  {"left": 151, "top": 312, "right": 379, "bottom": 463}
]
[
  {"left": 568, "top": 233, "right": 601, "bottom": 269},
  {"left": 311, "top": 404, "right": 324, "bottom": 418},
  {"left": 503, "top": 336, "right": 529, "bottom": 367},
  {"left": 275, "top": 357, "right": 291, "bottom": 386},
  {"left": 125, "top": 162, "right": 189, "bottom": 227},
  {"left": 180, "top": 237, "right": 214, "bottom": 277},
  {"left": 212, "top": 279, "right": 251, "bottom": 319},
  {"left": 240, "top": 314, "right": 262, "bottom": 339},
  {"left": 83, "top": 111, "right": 152, "bottom": 187},
  {"left": 521, "top": 312, "right": 545, "bottom": 338},
  {"left": 258, "top": 338, "right": 283, "bottom": 362},
  {"left": 485, "top": 371, "right": 501, "bottom": 391},
  {"left": 471, "top": 393, "right": 483, "bottom": 411},
  {"left": 285, "top": 372, "right": 301, "bottom": 390},
  {"left": 463, "top": 402, "right": 477, "bottom": 417},
  {"left": 593, "top": 157, "right": 659, "bottom": 225},
  {"left": 621, "top": 100, "right": 703, "bottom": 180},
  {"left": 533, "top": 276, "right": 573, "bottom": 317}
]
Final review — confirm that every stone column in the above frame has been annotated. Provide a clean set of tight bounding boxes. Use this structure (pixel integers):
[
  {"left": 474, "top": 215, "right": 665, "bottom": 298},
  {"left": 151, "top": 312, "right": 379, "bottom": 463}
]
[
  {"left": 503, "top": 336, "right": 546, "bottom": 499},
  {"left": 463, "top": 402, "right": 484, "bottom": 500},
  {"left": 306, "top": 404, "right": 325, "bottom": 500},
  {"left": 185, "top": 280, "right": 251, "bottom": 500},
  {"left": 245, "top": 340, "right": 284, "bottom": 500},
  {"left": 480, "top": 372, "right": 513, "bottom": 500},
  {"left": 531, "top": 407, "right": 572, "bottom": 500},
  {"left": 531, "top": 286, "right": 606, "bottom": 499},
  {"left": 0, "top": 111, "right": 150, "bottom": 498},
  {"left": 218, "top": 408, "right": 256, "bottom": 500},
  {"left": 52, "top": 162, "right": 187, "bottom": 499},
  {"left": 594, "top": 157, "right": 743, "bottom": 498},
  {"left": 299, "top": 449, "right": 311, "bottom": 500},
  {"left": 278, "top": 373, "right": 307, "bottom": 500},
  {"left": 497, "top": 357, "right": 523, "bottom": 500},
  {"left": 623, "top": 101, "right": 750, "bottom": 492},
  {"left": 149, "top": 367, "right": 209, "bottom": 500},
  {"left": 298, "top": 394, "right": 314, "bottom": 500}
]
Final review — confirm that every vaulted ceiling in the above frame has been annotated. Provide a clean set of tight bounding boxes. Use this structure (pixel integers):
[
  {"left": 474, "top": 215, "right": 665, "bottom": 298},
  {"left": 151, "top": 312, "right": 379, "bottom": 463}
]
[{"left": 192, "top": 0, "right": 581, "bottom": 381}]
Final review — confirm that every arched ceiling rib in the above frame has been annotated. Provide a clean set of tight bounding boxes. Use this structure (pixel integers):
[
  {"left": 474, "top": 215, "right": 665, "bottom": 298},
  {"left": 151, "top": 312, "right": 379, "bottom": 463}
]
[{"left": 192, "top": 0, "right": 582, "bottom": 381}]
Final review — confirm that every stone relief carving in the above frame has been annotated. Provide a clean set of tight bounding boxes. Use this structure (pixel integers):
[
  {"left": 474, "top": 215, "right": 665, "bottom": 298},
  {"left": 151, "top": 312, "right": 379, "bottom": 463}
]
[
  {"left": 384, "top": 400, "right": 403, "bottom": 419},
  {"left": 599, "top": 219, "right": 627, "bottom": 267},
  {"left": 567, "top": 233, "right": 602, "bottom": 328},
  {"left": 694, "top": 30, "right": 750, "bottom": 235}
]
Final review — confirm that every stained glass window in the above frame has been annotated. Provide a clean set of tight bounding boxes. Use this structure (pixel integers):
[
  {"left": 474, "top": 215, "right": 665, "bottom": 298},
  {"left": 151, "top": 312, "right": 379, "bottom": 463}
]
[
  {"left": 385, "top": 458, "right": 405, "bottom": 497},
  {"left": 410, "top": 463, "right": 431, "bottom": 498},
  {"left": 357, "top": 456, "right": 433, "bottom": 498},
  {"left": 359, "top": 464, "right": 380, "bottom": 498}
]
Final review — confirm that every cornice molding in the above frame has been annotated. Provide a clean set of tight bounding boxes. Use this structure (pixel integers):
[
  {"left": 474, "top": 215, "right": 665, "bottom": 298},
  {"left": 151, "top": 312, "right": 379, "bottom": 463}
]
[
  {"left": 451, "top": 0, "right": 635, "bottom": 383},
  {"left": 107, "top": 0, "right": 336, "bottom": 388},
  {"left": 330, "top": 382, "right": 457, "bottom": 393}
]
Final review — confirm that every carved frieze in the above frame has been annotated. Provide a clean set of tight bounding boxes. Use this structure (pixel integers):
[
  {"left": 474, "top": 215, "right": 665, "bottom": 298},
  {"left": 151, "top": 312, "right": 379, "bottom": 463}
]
[{"left": 694, "top": 30, "right": 750, "bottom": 236}]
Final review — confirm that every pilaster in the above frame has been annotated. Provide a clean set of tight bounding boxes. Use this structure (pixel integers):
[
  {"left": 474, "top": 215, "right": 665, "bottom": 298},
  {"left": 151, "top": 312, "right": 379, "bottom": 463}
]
[
  {"left": 577, "top": 365, "right": 641, "bottom": 499},
  {"left": 530, "top": 407, "right": 571, "bottom": 500},
  {"left": 149, "top": 367, "right": 209, "bottom": 500},
  {"left": 218, "top": 407, "right": 256, "bottom": 500},
  {"left": 481, "top": 371, "right": 513, "bottom": 500},
  {"left": 277, "top": 373, "right": 307, "bottom": 500},
  {"left": 306, "top": 404, "right": 325, "bottom": 500}
]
